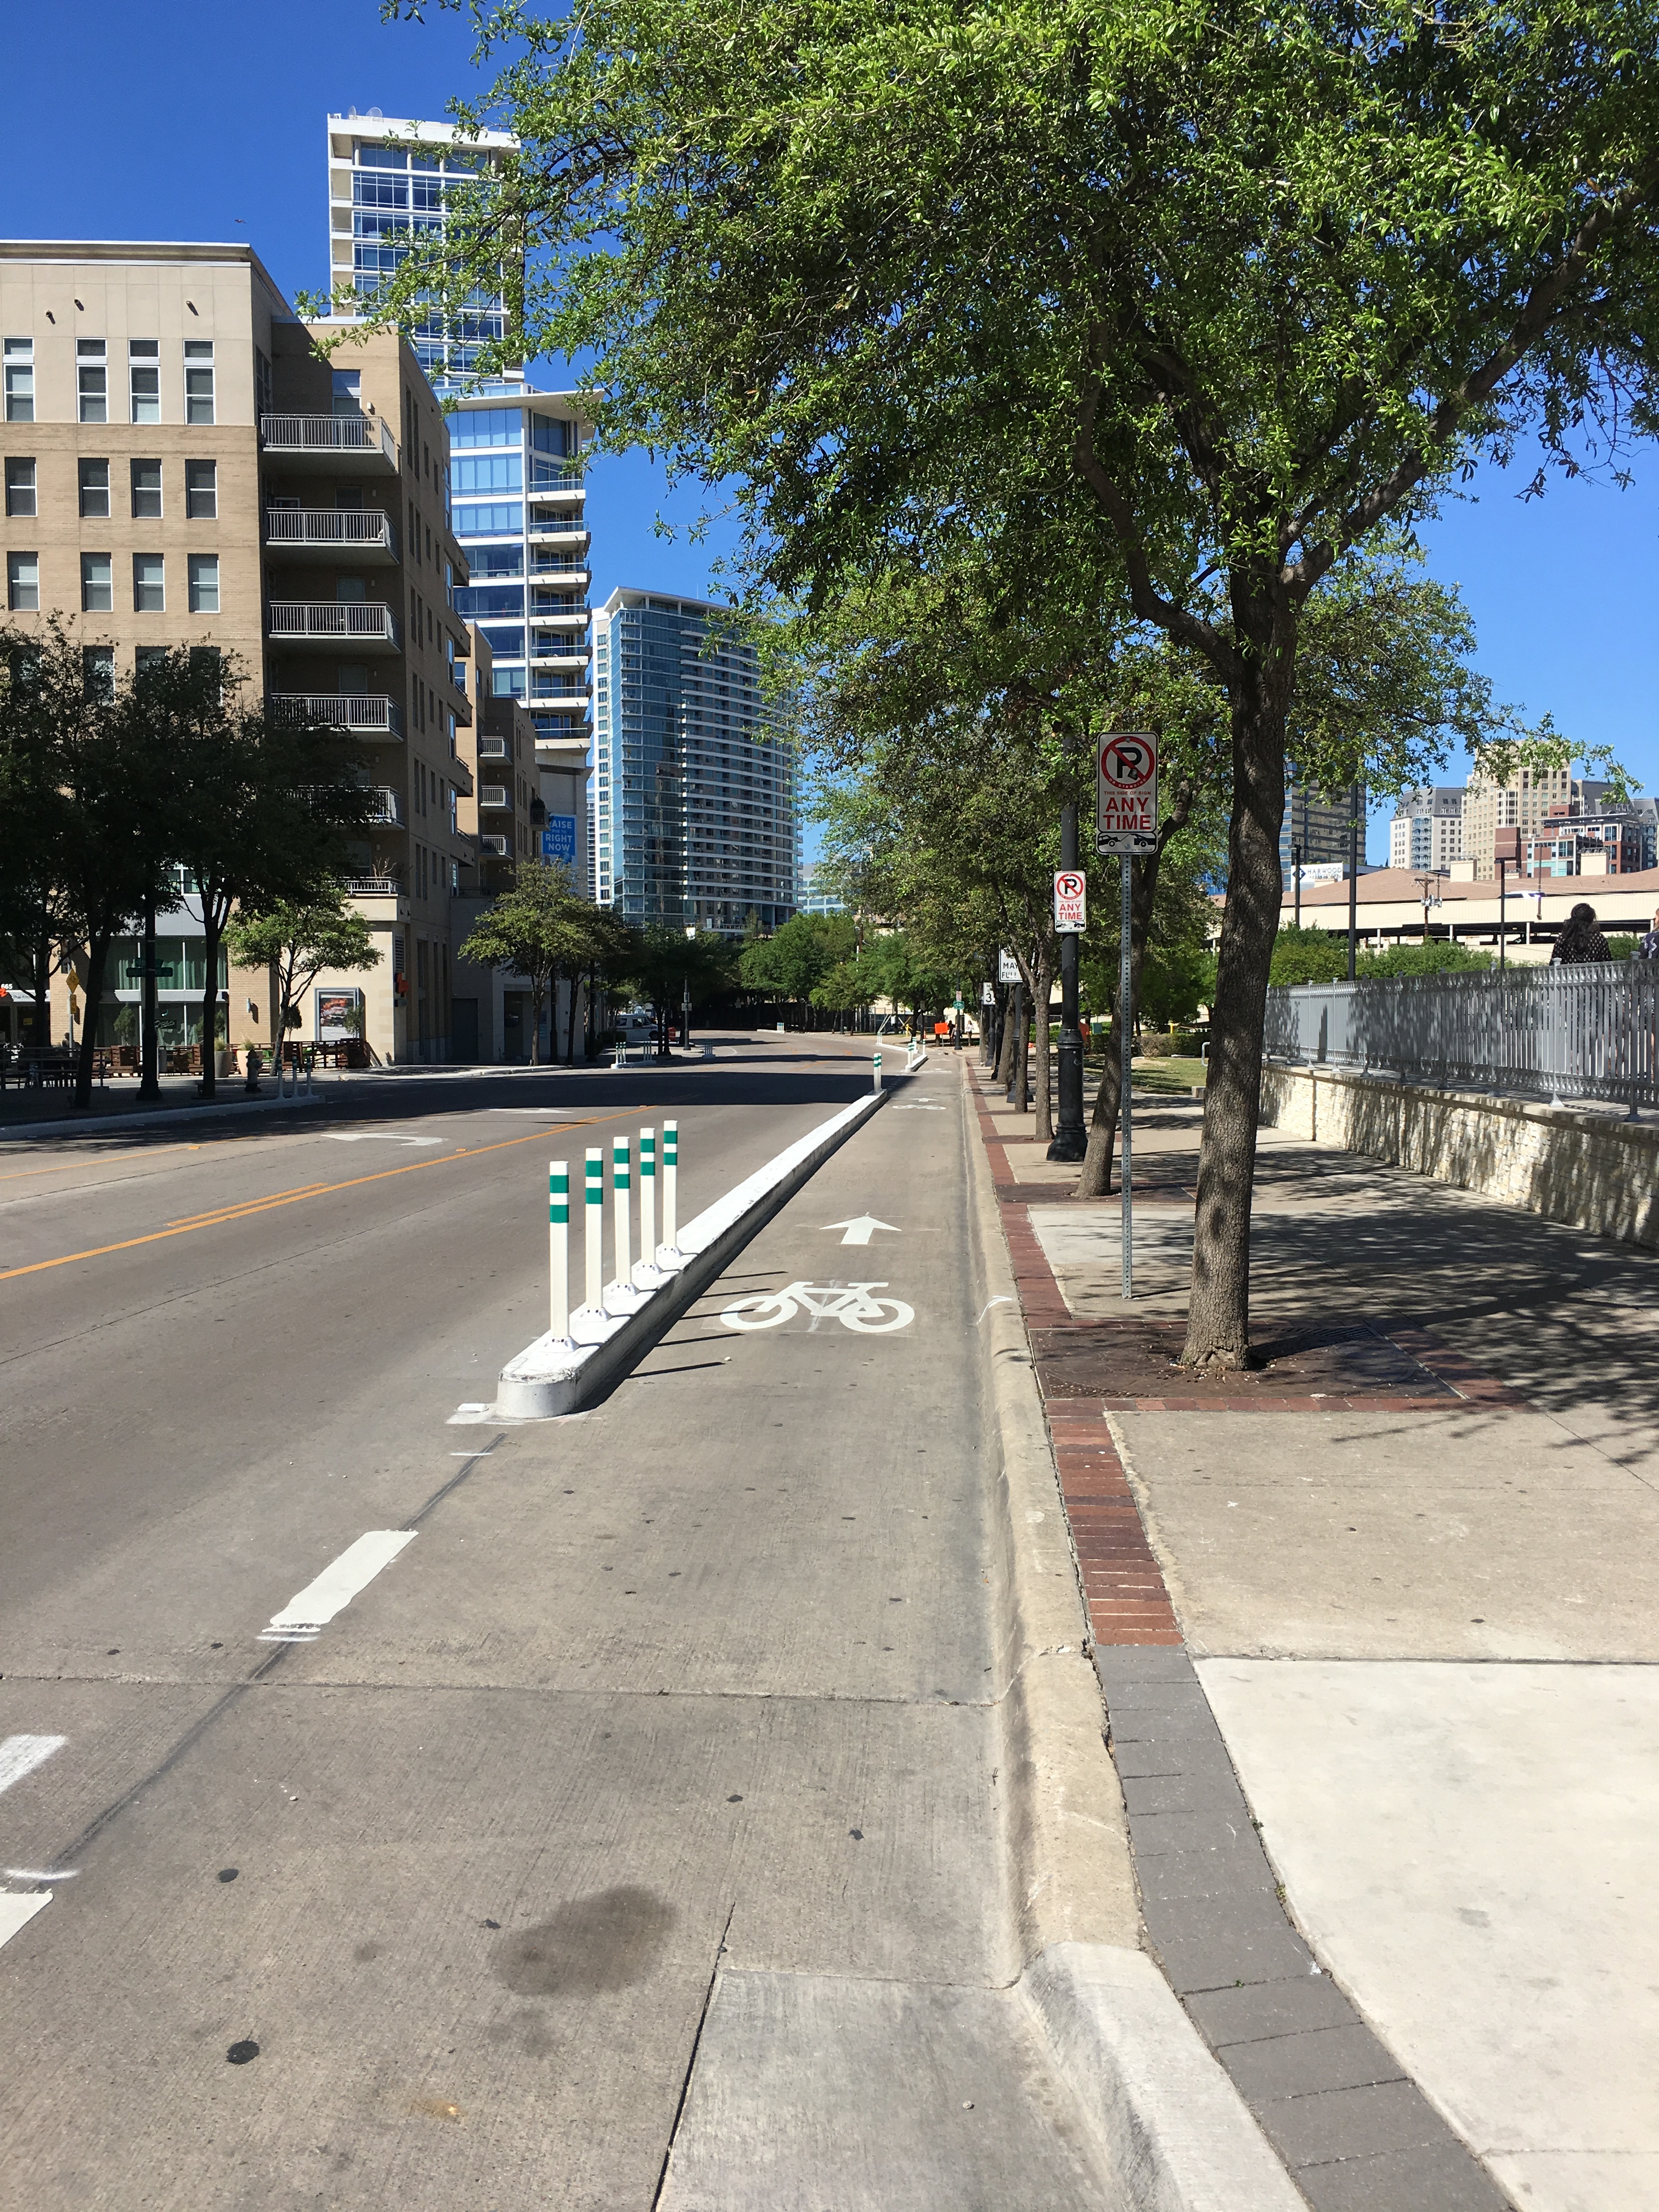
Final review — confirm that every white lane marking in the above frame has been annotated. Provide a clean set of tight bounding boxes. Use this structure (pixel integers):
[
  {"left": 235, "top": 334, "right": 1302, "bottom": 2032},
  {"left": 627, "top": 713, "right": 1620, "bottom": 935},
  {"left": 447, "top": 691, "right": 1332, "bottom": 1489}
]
[
  {"left": 328, "top": 1133, "right": 443, "bottom": 1146},
  {"left": 975, "top": 1297, "right": 1014, "bottom": 1325},
  {"left": 890, "top": 1103, "right": 945, "bottom": 1111},
  {"left": 821, "top": 1215, "right": 900, "bottom": 1247},
  {"left": 0, "top": 1736, "right": 66, "bottom": 1797},
  {"left": 5, "top": 1867, "right": 77, "bottom": 1881},
  {"left": 258, "top": 1530, "right": 416, "bottom": 1642},
  {"left": 720, "top": 1282, "right": 915, "bottom": 1334},
  {"left": 0, "top": 1892, "right": 52, "bottom": 1949},
  {"left": 448, "top": 1403, "right": 493, "bottom": 1425}
]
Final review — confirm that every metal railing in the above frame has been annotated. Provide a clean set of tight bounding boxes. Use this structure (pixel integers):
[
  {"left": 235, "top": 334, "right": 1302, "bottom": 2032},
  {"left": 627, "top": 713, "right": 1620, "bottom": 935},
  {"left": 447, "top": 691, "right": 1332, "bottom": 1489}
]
[
  {"left": 364, "top": 789, "right": 404, "bottom": 827},
  {"left": 478, "top": 736, "right": 509, "bottom": 758},
  {"left": 1265, "top": 965, "right": 1659, "bottom": 1115},
  {"left": 530, "top": 556, "right": 590, "bottom": 576},
  {"left": 266, "top": 507, "right": 398, "bottom": 556},
  {"left": 261, "top": 412, "right": 398, "bottom": 465},
  {"left": 341, "top": 876, "right": 400, "bottom": 896},
  {"left": 272, "top": 693, "right": 404, "bottom": 737},
  {"left": 479, "top": 785, "right": 511, "bottom": 809},
  {"left": 269, "top": 601, "right": 400, "bottom": 646}
]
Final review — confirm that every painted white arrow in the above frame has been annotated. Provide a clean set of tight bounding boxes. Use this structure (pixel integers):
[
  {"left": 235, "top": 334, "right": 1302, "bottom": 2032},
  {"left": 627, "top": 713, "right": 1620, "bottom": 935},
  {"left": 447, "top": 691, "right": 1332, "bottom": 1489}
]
[
  {"left": 822, "top": 1215, "right": 901, "bottom": 1247},
  {"left": 328, "top": 1133, "right": 442, "bottom": 1146}
]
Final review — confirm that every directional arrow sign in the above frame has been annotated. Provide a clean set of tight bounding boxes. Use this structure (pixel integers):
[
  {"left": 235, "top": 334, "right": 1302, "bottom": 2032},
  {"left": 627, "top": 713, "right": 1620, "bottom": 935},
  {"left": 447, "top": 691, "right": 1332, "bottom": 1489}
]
[{"left": 822, "top": 1216, "right": 901, "bottom": 1246}]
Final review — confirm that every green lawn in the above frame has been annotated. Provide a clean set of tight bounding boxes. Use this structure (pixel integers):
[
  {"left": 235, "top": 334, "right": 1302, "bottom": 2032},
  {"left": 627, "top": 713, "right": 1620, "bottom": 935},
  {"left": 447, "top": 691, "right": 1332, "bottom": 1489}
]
[{"left": 1128, "top": 1056, "right": 1207, "bottom": 1094}]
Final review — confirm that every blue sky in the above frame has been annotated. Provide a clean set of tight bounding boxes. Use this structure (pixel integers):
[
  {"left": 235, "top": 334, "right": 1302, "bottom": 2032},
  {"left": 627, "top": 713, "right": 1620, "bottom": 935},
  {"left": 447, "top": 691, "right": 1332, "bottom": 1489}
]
[{"left": 7, "top": 1, "right": 1656, "bottom": 861}]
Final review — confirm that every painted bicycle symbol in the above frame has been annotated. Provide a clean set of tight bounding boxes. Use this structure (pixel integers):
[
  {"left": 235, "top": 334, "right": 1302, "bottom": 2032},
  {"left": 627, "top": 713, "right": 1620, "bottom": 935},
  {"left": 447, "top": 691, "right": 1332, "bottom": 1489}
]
[{"left": 719, "top": 1280, "right": 916, "bottom": 1334}]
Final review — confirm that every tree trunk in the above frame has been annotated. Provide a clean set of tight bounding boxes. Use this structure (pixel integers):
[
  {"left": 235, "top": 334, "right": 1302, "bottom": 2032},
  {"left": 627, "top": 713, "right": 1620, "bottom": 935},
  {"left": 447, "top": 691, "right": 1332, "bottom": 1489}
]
[
  {"left": 529, "top": 978, "right": 544, "bottom": 1065},
  {"left": 1012, "top": 984, "right": 1030, "bottom": 1112},
  {"left": 1032, "top": 952, "right": 1056, "bottom": 1141},
  {"left": 31, "top": 925, "right": 52, "bottom": 1049},
  {"left": 994, "top": 984, "right": 1018, "bottom": 1088},
  {"left": 1180, "top": 673, "right": 1289, "bottom": 1370},
  {"left": 1078, "top": 854, "right": 1159, "bottom": 1198},
  {"left": 139, "top": 893, "right": 160, "bottom": 1101},
  {"left": 564, "top": 972, "right": 579, "bottom": 1064},
  {"left": 74, "top": 932, "right": 110, "bottom": 1108},
  {"left": 199, "top": 909, "right": 223, "bottom": 1098}
]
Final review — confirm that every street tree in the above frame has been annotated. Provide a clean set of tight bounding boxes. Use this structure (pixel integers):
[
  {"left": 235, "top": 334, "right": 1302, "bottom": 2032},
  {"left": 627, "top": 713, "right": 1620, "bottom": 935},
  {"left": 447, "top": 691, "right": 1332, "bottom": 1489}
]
[
  {"left": 376, "top": 0, "right": 1659, "bottom": 1367},
  {"left": 139, "top": 652, "right": 373, "bottom": 1099},
  {"left": 458, "top": 858, "right": 596, "bottom": 1065},
  {"left": 224, "top": 895, "right": 382, "bottom": 1063}
]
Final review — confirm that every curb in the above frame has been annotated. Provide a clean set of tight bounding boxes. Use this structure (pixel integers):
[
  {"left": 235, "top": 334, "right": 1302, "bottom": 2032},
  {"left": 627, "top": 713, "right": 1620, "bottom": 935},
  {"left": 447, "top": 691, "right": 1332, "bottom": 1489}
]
[
  {"left": 960, "top": 1058, "right": 1306, "bottom": 2212},
  {"left": 0, "top": 1090, "right": 325, "bottom": 1142},
  {"left": 494, "top": 1089, "right": 888, "bottom": 1418}
]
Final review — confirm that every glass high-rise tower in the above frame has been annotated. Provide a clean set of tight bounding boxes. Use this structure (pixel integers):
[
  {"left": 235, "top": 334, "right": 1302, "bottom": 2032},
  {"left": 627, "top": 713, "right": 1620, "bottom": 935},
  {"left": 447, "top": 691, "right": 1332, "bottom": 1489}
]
[
  {"left": 592, "top": 590, "right": 799, "bottom": 933},
  {"left": 326, "top": 110, "right": 517, "bottom": 388},
  {"left": 325, "top": 112, "right": 592, "bottom": 754}
]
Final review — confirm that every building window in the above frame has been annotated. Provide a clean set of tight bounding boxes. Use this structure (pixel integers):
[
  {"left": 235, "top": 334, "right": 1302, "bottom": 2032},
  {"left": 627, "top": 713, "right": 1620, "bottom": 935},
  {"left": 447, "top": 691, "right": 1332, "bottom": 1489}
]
[
  {"left": 81, "top": 553, "right": 114, "bottom": 613},
  {"left": 133, "top": 553, "right": 165, "bottom": 613},
  {"left": 129, "top": 340, "right": 161, "bottom": 424},
  {"left": 184, "top": 340, "right": 215, "bottom": 425},
  {"left": 134, "top": 645, "right": 170, "bottom": 679},
  {"left": 83, "top": 645, "right": 115, "bottom": 700},
  {"left": 130, "top": 459, "right": 162, "bottom": 518},
  {"left": 3, "top": 458, "right": 35, "bottom": 517},
  {"left": 77, "top": 340, "right": 108, "bottom": 424},
  {"left": 78, "top": 459, "right": 111, "bottom": 517},
  {"left": 255, "top": 346, "right": 272, "bottom": 420},
  {"left": 3, "top": 338, "right": 33, "bottom": 422},
  {"left": 185, "top": 460, "right": 216, "bottom": 519},
  {"left": 188, "top": 554, "right": 219, "bottom": 614},
  {"left": 6, "top": 551, "right": 38, "bottom": 611}
]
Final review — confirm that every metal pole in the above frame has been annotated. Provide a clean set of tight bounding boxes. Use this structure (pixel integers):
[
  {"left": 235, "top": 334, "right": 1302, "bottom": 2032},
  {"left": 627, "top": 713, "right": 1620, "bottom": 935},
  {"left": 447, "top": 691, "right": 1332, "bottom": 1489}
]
[
  {"left": 1050, "top": 763, "right": 1086, "bottom": 1159},
  {"left": 1292, "top": 841, "right": 1302, "bottom": 932},
  {"left": 639, "top": 1127, "right": 656, "bottom": 1276},
  {"left": 1498, "top": 859, "right": 1507, "bottom": 971},
  {"left": 1347, "top": 789, "right": 1359, "bottom": 981},
  {"left": 584, "top": 1148, "right": 604, "bottom": 1313},
  {"left": 549, "top": 1161, "right": 569, "bottom": 1342},
  {"left": 662, "top": 1120, "right": 678, "bottom": 1252},
  {"left": 611, "top": 1134, "right": 631, "bottom": 1299},
  {"left": 1121, "top": 854, "right": 1133, "bottom": 1301}
]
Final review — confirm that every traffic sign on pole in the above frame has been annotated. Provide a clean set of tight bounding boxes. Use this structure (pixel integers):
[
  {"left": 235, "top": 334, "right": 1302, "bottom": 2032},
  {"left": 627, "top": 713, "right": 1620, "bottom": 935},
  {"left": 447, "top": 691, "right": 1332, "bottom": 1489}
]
[
  {"left": 1053, "top": 869, "right": 1087, "bottom": 933},
  {"left": 997, "top": 948, "right": 1021, "bottom": 983},
  {"left": 1097, "top": 731, "right": 1159, "bottom": 854}
]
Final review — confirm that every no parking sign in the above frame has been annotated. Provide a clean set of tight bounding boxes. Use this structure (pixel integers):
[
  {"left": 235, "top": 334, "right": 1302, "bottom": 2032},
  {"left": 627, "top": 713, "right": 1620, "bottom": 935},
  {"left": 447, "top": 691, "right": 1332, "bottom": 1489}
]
[
  {"left": 1097, "top": 732, "right": 1159, "bottom": 854},
  {"left": 1053, "top": 870, "right": 1087, "bottom": 932}
]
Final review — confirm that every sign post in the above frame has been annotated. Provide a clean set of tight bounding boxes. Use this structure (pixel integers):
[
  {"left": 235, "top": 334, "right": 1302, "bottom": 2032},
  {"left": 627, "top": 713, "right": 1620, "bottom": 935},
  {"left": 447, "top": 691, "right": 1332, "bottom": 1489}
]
[{"left": 1097, "top": 735, "right": 1159, "bottom": 1300}]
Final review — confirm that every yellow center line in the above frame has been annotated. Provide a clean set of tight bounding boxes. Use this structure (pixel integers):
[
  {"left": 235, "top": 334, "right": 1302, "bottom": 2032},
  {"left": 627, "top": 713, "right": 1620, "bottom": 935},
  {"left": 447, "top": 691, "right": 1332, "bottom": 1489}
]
[
  {"left": 0, "top": 1111, "right": 629, "bottom": 1286},
  {"left": 0, "top": 1141, "right": 209, "bottom": 1184}
]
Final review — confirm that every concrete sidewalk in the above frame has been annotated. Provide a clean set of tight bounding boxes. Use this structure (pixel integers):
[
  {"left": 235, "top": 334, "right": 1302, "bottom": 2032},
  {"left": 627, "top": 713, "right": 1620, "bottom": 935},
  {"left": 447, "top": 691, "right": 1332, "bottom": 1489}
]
[{"left": 973, "top": 1061, "right": 1659, "bottom": 2212}]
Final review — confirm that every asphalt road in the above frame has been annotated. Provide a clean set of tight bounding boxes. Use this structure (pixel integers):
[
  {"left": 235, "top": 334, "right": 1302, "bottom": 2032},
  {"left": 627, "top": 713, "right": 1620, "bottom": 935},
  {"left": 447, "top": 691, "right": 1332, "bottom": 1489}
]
[{"left": 0, "top": 1037, "right": 1110, "bottom": 2209}]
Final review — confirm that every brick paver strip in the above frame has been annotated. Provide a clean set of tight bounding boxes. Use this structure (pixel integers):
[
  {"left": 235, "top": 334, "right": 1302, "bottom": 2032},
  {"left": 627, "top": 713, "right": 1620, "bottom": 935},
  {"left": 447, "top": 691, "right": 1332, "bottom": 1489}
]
[{"left": 966, "top": 1064, "right": 1517, "bottom": 2210}]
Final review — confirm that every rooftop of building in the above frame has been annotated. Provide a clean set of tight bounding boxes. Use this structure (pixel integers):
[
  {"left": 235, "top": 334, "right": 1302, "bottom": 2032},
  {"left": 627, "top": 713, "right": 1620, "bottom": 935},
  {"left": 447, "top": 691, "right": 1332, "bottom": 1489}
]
[
  {"left": 326, "top": 111, "right": 518, "bottom": 151},
  {"left": 1283, "top": 864, "right": 1659, "bottom": 909},
  {"left": 0, "top": 238, "right": 292, "bottom": 303},
  {"left": 600, "top": 586, "right": 756, "bottom": 624}
]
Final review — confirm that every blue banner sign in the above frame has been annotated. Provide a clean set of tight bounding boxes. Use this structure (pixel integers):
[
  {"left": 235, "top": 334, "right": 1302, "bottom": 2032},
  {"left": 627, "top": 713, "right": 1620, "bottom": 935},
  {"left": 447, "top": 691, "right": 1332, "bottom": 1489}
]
[{"left": 541, "top": 815, "right": 578, "bottom": 865}]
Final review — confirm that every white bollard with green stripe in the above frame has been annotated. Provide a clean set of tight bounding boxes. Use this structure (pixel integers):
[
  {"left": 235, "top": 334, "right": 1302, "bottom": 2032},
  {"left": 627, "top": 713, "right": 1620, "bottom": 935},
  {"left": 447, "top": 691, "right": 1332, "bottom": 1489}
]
[
  {"left": 549, "top": 1160, "right": 569, "bottom": 1344},
  {"left": 662, "top": 1121, "right": 679, "bottom": 1256},
  {"left": 638, "top": 1128, "right": 656, "bottom": 1276},
  {"left": 584, "top": 1147, "right": 604, "bottom": 1314},
  {"left": 611, "top": 1132, "right": 632, "bottom": 1299},
  {"left": 873, "top": 1051, "right": 883, "bottom": 1092}
]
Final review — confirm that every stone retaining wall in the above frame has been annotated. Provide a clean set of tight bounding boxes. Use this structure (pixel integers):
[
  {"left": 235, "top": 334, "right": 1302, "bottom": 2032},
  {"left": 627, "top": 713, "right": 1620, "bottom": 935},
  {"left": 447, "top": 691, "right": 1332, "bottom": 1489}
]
[{"left": 1260, "top": 1063, "right": 1659, "bottom": 1250}]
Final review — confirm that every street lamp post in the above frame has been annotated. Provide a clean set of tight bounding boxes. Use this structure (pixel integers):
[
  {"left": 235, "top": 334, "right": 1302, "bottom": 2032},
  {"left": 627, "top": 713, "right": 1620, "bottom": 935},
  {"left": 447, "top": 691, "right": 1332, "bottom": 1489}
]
[
  {"left": 1292, "top": 840, "right": 1302, "bottom": 931},
  {"left": 1346, "top": 789, "right": 1360, "bottom": 981},
  {"left": 1048, "top": 744, "right": 1087, "bottom": 1160}
]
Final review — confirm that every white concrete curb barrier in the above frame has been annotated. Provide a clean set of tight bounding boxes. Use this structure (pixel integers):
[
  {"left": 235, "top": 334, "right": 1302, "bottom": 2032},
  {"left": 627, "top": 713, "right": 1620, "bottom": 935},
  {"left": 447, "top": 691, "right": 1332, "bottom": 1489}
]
[
  {"left": 1021, "top": 1946, "right": 1306, "bottom": 2212},
  {"left": 495, "top": 1089, "right": 887, "bottom": 1418}
]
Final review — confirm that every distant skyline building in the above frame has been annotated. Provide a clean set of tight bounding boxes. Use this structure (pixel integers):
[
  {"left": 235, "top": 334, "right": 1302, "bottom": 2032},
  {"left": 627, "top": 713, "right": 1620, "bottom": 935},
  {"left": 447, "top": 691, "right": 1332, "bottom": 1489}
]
[
  {"left": 1282, "top": 768, "right": 1363, "bottom": 874},
  {"left": 1390, "top": 786, "right": 1466, "bottom": 872},
  {"left": 797, "top": 863, "right": 845, "bottom": 917},
  {"left": 325, "top": 110, "right": 518, "bottom": 389},
  {"left": 592, "top": 589, "right": 799, "bottom": 934}
]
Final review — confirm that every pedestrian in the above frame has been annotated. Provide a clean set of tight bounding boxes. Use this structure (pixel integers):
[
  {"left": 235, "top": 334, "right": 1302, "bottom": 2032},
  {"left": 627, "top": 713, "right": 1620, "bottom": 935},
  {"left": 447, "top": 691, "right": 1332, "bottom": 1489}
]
[
  {"left": 1635, "top": 907, "right": 1659, "bottom": 961},
  {"left": 1550, "top": 901, "right": 1612, "bottom": 964}
]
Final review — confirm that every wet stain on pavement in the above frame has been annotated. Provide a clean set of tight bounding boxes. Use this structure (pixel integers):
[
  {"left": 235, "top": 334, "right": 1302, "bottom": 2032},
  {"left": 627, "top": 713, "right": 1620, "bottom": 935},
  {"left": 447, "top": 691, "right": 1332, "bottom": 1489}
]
[{"left": 495, "top": 1886, "right": 676, "bottom": 1996}]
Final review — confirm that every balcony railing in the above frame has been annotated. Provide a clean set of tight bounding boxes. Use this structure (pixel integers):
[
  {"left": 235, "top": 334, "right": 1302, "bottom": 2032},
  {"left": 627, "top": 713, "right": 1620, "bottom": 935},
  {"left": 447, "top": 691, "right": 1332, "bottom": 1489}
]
[
  {"left": 364, "top": 788, "right": 405, "bottom": 827},
  {"left": 529, "top": 556, "right": 590, "bottom": 577},
  {"left": 478, "top": 736, "right": 509, "bottom": 759},
  {"left": 479, "top": 785, "right": 511, "bottom": 810},
  {"left": 529, "top": 465, "right": 585, "bottom": 492},
  {"left": 479, "top": 835, "right": 511, "bottom": 859},
  {"left": 261, "top": 411, "right": 398, "bottom": 466},
  {"left": 266, "top": 507, "right": 399, "bottom": 558},
  {"left": 341, "top": 876, "right": 400, "bottom": 897},
  {"left": 269, "top": 601, "right": 400, "bottom": 648},
  {"left": 272, "top": 693, "right": 404, "bottom": 738}
]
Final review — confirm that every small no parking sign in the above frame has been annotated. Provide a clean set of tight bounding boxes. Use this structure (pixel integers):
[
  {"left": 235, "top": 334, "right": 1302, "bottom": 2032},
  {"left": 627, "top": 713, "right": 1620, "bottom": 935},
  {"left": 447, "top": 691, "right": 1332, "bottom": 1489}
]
[{"left": 1053, "top": 870, "right": 1087, "bottom": 933}]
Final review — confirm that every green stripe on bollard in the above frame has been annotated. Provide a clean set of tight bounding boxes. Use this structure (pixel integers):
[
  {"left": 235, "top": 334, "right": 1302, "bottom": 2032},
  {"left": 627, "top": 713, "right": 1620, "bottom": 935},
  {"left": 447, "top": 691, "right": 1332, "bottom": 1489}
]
[
  {"left": 550, "top": 1164, "right": 568, "bottom": 1225},
  {"left": 641, "top": 1131, "right": 656, "bottom": 1176},
  {"left": 663, "top": 1121, "right": 678, "bottom": 1165},
  {"left": 613, "top": 1135, "right": 630, "bottom": 1189},
  {"left": 586, "top": 1152, "right": 603, "bottom": 1198}
]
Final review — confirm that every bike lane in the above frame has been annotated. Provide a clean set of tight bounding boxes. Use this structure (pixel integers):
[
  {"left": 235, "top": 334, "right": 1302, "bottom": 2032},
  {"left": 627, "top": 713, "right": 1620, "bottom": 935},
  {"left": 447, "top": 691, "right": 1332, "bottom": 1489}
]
[{"left": 0, "top": 1051, "right": 1114, "bottom": 2210}]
